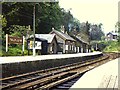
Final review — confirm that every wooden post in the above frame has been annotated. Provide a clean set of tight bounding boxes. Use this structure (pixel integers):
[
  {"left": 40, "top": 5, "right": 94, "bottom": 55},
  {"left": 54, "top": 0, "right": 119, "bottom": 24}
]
[
  {"left": 6, "top": 34, "right": 8, "bottom": 52},
  {"left": 96, "top": 43, "right": 98, "bottom": 51},
  {"left": 22, "top": 36, "right": 25, "bottom": 55},
  {"left": 81, "top": 45, "right": 83, "bottom": 53}
]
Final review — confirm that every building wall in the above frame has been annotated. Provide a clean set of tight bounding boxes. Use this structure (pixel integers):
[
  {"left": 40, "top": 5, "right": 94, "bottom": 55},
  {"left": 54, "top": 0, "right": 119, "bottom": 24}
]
[
  {"left": 75, "top": 41, "right": 88, "bottom": 53},
  {"left": 82, "top": 43, "right": 87, "bottom": 53},
  {"left": 106, "top": 33, "right": 118, "bottom": 41},
  {"left": 75, "top": 41, "right": 84, "bottom": 53},
  {"left": 50, "top": 32, "right": 76, "bottom": 54},
  {"left": 48, "top": 38, "right": 58, "bottom": 54},
  {"left": 50, "top": 31, "right": 90, "bottom": 54},
  {"left": 2, "top": 53, "right": 103, "bottom": 78},
  {"left": 65, "top": 40, "right": 76, "bottom": 53},
  {"left": 107, "top": 34, "right": 113, "bottom": 41},
  {"left": 50, "top": 32, "right": 65, "bottom": 53}
]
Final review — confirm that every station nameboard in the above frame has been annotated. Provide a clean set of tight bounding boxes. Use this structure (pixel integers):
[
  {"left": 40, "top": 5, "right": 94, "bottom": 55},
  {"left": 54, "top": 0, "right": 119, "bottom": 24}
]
[
  {"left": 6, "top": 34, "right": 24, "bottom": 53},
  {"left": 8, "top": 36, "right": 23, "bottom": 44}
]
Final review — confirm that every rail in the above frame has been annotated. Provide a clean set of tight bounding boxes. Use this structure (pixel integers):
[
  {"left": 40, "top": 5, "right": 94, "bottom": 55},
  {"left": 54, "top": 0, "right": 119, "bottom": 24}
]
[{"left": 1, "top": 52, "right": 120, "bottom": 90}]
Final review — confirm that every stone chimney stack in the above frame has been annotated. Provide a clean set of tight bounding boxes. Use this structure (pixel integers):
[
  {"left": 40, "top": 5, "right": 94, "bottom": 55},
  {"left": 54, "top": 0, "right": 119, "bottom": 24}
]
[
  {"left": 52, "top": 27, "right": 55, "bottom": 31},
  {"left": 61, "top": 25, "right": 65, "bottom": 33}
]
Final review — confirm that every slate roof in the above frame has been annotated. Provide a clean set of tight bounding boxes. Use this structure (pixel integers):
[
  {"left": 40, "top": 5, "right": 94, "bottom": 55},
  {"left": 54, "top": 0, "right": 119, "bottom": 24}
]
[
  {"left": 76, "top": 36, "right": 89, "bottom": 45},
  {"left": 50, "top": 30, "right": 75, "bottom": 41},
  {"left": 107, "top": 32, "right": 118, "bottom": 36},
  {"left": 30, "top": 34, "right": 56, "bottom": 43}
]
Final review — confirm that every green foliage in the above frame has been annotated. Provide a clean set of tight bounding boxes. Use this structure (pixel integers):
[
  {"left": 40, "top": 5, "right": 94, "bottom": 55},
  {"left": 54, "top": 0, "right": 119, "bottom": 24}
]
[
  {"left": 61, "top": 10, "right": 73, "bottom": 32},
  {"left": 6, "top": 25, "right": 32, "bottom": 37},
  {"left": 0, "top": 15, "right": 7, "bottom": 39},
  {"left": 91, "top": 40, "right": 120, "bottom": 52},
  {"left": 1, "top": 2, "right": 75, "bottom": 56},
  {"left": 116, "top": 22, "right": 120, "bottom": 44},
  {"left": 2, "top": 2, "right": 66, "bottom": 34},
  {"left": 103, "top": 41, "right": 120, "bottom": 52},
  {"left": 69, "top": 18, "right": 80, "bottom": 32},
  {"left": 91, "top": 41, "right": 108, "bottom": 51},
  {"left": 90, "top": 24, "right": 104, "bottom": 40},
  {"left": 1, "top": 44, "right": 28, "bottom": 56},
  {"left": 0, "top": 15, "right": 7, "bottom": 28}
]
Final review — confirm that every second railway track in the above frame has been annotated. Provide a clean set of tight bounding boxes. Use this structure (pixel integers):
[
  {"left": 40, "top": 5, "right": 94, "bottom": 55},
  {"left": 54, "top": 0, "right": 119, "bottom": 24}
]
[{"left": 1, "top": 52, "right": 120, "bottom": 90}]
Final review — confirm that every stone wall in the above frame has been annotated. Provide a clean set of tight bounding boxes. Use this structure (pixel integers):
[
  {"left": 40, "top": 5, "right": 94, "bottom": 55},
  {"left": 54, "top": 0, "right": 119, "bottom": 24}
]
[{"left": 2, "top": 53, "right": 102, "bottom": 78}]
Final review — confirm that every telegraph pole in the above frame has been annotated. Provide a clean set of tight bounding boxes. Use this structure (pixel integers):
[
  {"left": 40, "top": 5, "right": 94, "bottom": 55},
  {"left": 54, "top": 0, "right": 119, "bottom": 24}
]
[{"left": 33, "top": 4, "right": 36, "bottom": 56}]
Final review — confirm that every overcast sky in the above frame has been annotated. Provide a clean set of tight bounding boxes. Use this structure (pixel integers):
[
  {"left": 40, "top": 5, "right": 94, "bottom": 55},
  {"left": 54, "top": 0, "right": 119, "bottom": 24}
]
[{"left": 59, "top": 0, "right": 119, "bottom": 34}]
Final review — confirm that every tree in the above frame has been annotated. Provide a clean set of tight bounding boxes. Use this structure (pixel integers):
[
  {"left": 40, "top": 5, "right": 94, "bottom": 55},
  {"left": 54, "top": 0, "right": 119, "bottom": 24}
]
[
  {"left": 90, "top": 23, "right": 104, "bottom": 40},
  {"left": 61, "top": 9, "right": 73, "bottom": 33},
  {"left": 0, "top": 15, "right": 7, "bottom": 38},
  {"left": 71, "top": 18, "right": 80, "bottom": 31},
  {"left": 2, "top": 2, "right": 33, "bottom": 34},
  {"left": 6, "top": 25, "right": 32, "bottom": 37},
  {"left": 2, "top": 2, "right": 64, "bottom": 34},
  {"left": 35, "top": 2, "right": 63, "bottom": 34},
  {"left": 115, "top": 22, "right": 120, "bottom": 44}
]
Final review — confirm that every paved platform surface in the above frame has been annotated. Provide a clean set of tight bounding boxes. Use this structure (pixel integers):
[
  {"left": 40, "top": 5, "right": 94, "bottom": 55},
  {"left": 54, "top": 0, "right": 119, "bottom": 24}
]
[
  {"left": 70, "top": 58, "right": 120, "bottom": 89},
  {"left": 0, "top": 52, "right": 102, "bottom": 64}
]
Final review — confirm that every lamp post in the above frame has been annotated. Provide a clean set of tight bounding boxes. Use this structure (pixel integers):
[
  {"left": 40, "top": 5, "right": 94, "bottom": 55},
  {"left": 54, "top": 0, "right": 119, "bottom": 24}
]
[{"left": 33, "top": 4, "right": 36, "bottom": 56}]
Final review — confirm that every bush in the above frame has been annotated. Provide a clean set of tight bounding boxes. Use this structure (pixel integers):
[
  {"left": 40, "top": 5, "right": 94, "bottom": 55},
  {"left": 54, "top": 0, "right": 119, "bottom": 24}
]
[
  {"left": 91, "top": 40, "right": 120, "bottom": 52},
  {"left": 1, "top": 44, "right": 29, "bottom": 56},
  {"left": 103, "top": 41, "right": 120, "bottom": 52}
]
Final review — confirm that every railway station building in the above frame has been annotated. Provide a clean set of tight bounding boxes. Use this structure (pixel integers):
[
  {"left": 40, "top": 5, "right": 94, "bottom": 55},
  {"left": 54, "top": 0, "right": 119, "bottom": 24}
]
[
  {"left": 28, "top": 34, "right": 58, "bottom": 55},
  {"left": 50, "top": 28, "right": 76, "bottom": 54}
]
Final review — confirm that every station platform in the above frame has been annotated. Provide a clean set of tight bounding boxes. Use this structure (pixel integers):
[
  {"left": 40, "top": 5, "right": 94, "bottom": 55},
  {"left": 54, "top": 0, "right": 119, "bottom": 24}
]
[
  {"left": 70, "top": 58, "right": 120, "bottom": 89},
  {"left": 1, "top": 52, "right": 103, "bottom": 78},
  {"left": 0, "top": 52, "right": 102, "bottom": 64}
]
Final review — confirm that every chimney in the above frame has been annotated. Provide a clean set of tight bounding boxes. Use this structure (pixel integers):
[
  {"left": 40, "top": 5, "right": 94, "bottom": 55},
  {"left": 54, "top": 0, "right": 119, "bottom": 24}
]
[
  {"left": 61, "top": 25, "right": 65, "bottom": 33},
  {"left": 52, "top": 27, "right": 55, "bottom": 31}
]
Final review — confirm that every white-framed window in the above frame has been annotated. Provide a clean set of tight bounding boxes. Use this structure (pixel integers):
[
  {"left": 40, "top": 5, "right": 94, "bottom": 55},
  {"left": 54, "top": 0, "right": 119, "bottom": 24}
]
[
  {"left": 72, "top": 45, "right": 74, "bottom": 50},
  {"left": 65, "top": 45, "right": 68, "bottom": 50},
  {"left": 50, "top": 46, "right": 52, "bottom": 51},
  {"left": 81, "top": 47, "right": 83, "bottom": 53},
  {"left": 74, "top": 47, "right": 76, "bottom": 52},
  {"left": 69, "top": 45, "right": 71, "bottom": 50},
  {"left": 77, "top": 47, "right": 79, "bottom": 52}
]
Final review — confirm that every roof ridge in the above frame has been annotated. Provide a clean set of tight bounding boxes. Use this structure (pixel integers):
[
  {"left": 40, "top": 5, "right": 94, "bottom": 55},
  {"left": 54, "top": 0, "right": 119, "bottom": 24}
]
[{"left": 51, "top": 29, "right": 75, "bottom": 41}]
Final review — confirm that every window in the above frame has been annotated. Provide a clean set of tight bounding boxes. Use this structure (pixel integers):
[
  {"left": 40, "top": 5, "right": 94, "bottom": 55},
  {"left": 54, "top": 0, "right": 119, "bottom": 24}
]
[{"left": 65, "top": 45, "right": 68, "bottom": 50}]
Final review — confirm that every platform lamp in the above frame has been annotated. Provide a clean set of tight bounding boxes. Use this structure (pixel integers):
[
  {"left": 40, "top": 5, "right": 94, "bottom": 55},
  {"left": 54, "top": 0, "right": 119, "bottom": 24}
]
[
  {"left": 33, "top": 4, "right": 36, "bottom": 56},
  {"left": 32, "top": 3, "right": 40, "bottom": 56}
]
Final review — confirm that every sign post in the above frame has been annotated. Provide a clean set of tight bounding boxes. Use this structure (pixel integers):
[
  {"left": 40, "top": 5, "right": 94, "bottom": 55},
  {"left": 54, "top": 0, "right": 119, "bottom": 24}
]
[
  {"left": 22, "top": 36, "right": 25, "bottom": 55},
  {"left": 6, "top": 34, "right": 8, "bottom": 52}
]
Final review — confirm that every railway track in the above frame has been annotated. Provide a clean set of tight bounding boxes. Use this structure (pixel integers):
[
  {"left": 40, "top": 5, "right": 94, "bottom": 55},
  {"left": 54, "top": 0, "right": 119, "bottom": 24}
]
[
  {"left": 50, "top": 74, "right": 84, "bottom": 90},
  {"left": 1, "top": 52, "right": 120, "bottom": 90}
]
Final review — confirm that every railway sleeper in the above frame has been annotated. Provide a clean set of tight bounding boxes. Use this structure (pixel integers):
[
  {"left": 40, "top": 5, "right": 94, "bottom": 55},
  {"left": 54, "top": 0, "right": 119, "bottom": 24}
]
[
  {"left": 2, "top": 53, "right": 116, "bottom": 90},
  {"left": 8, "top": 72, "right": 76, "bottom": 90},
  {"left": 2, "top": 55, "right": 108, "bottom": 90}
]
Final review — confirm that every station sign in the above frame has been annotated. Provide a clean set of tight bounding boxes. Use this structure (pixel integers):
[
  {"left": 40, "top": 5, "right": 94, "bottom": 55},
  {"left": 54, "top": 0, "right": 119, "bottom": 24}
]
[
  {"left": 8, "top": 36, "right": 23, "bottom": 44},
  {"left": 6, "top": 34, "right": 25, "bottom": 53}
]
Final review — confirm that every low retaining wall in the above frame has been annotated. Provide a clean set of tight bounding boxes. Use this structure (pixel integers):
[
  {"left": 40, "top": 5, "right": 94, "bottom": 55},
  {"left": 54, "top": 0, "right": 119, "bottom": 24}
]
[{"left": 1, "top": 53, "right": 103, "bottom": 78}]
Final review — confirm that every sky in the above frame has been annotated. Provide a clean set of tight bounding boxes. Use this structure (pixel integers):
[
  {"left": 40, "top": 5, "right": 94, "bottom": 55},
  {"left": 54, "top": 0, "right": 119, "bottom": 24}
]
[{"left": 59, "top": 0, "right": 119, "bottom": 34}]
